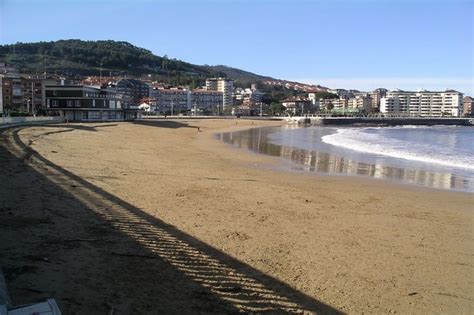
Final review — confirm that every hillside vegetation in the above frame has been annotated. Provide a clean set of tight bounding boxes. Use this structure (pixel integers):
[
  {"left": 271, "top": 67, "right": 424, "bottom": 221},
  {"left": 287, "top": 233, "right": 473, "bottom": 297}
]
[{"left": 0, "top": 40, "right": 272, "bottom": 86}]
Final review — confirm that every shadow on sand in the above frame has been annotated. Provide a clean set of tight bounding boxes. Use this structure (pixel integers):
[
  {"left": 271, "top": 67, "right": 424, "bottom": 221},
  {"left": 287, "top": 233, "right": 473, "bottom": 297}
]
[
  {"left": 132, "top": 119, "right": 198, "bottom": 129},
  {"left": 0, "top": 124, "right": 341, "bottom": 314}
]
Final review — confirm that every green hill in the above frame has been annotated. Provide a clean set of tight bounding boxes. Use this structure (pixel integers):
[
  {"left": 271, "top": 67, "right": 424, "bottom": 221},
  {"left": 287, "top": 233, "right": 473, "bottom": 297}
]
[
  {"left": 0, "top": 39, "right": 272, "bottom": 86},
  {"left": 205, "top": 65, "right": 272, "bottom": 86}
]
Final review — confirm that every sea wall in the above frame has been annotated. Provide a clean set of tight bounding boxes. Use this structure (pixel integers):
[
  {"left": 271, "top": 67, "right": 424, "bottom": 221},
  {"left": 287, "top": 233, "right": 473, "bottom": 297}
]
[
  {"left": 306, "top": 117, "right": 474, "bottom": 126},
  {"left": 0, "top": 116, "right": 65, "bottom": 128}
]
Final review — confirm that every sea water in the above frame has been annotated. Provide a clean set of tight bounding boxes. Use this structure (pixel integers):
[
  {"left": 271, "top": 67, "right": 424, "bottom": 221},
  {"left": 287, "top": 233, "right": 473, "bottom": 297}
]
[{"left": 217, "top": 125, "right": 474, "bottom": 192}]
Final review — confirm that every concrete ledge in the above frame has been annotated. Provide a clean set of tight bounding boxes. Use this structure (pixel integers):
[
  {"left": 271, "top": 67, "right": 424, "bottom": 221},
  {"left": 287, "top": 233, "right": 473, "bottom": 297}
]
[{"left": 0, "top": 117, "right": 65, "bottom": 129}]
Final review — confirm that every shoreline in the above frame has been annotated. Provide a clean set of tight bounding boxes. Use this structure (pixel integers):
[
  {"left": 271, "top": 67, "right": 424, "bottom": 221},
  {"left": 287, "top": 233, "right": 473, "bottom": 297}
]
[
  {"left": 213, "top": 123, "right": 474, "bottom": 194},
  {"left": 1, "top": 119, "right": 472, "bottom": 313}
]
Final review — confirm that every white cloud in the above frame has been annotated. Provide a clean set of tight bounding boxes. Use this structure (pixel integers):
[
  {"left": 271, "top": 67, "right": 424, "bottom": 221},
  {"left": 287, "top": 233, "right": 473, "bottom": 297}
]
[{"left": 293, "top": 78, "right": 474, "bottom": 95}]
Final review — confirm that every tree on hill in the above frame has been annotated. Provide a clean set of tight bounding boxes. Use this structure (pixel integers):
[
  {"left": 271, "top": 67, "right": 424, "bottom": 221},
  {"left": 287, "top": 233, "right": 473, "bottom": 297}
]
[
  {"left": 312, "top": 91, "right": 338, "bottom": 99},
  {"left": 326, "top": 102, "right": 335, "bottom": 112},
  {"left": 269, "top": 102, "right": 286, "bottom": 116},
  {"left": 0, "top": 40, "right": 212, "bottom": 77}
]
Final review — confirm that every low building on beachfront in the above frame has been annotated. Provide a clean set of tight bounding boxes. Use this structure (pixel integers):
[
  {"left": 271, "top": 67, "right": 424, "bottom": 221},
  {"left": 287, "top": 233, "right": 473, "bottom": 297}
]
[
  {"left": 45, "top": 85, "right": 139, "bottom": 121},
  {"left": 380, "top": 89, "right": 464, "bottom": 117}
]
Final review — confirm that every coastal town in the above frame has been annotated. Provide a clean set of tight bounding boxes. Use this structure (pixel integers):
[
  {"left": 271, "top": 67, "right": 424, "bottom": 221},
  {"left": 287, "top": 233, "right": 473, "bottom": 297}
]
[
  {"left": 1, "top": 0, "right": 473, "bottom": 313},
  {"left": 0, "top": 62, "right": 472, "bottom": 121}
]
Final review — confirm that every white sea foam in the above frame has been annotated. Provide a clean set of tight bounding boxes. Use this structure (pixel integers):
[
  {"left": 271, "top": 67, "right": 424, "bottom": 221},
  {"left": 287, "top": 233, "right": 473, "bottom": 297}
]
[{"left": 321, "top": 128, "right": 474, "bottom": 170}]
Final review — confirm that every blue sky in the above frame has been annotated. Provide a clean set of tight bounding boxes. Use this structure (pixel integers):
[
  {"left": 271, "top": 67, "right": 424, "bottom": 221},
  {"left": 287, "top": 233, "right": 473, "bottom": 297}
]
[{"left": 1, "top": 0, "right": 473, "bottom": 94}]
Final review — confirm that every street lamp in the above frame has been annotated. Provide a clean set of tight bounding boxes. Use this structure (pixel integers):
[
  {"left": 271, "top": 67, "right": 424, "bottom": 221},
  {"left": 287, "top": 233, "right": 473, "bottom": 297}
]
[{"left": 26, "top": 98, "right": 31, "bottom": 115}]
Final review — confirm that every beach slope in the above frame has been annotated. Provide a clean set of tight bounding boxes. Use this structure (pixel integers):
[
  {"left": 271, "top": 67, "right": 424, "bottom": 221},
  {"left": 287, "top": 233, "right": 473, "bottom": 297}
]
[{"left": 0, "top": 119, "right": 472, "bottom": 314}]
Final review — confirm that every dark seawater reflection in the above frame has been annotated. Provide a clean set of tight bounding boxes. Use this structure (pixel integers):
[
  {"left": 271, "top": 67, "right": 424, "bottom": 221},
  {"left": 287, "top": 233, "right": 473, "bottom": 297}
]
[{"left": 216, "top": 126, "right": 472, "bottom": 192}]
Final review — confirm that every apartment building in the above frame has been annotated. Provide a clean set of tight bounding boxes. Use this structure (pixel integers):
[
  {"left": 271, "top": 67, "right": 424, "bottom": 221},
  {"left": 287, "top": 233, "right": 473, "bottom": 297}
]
[
  {"left": 191, "top": 90, "right": 223, "bottom": 115},
  {"left": 463, "top": 96, "right": 473, "bottom": 117},
  {"left": 150, "top": 88, "right": 223, "bottom": 115},
  {"left": 151, "top": 88, "right": 191, "bottom": 114},
  {"left": 0, "top": 73, "right": 64, "bottom": 114},
  {"left": 347, "top": 95, "right": 373, "bottom": 112},
  {"left": 112, "top": 78, "right": 149, "bottom": 106},
  {"left": 282, "top": 97, "right": 312, "bottom": 115},
  {"left": 234, "top": 85, "right": 264, "bottom": 107},
  {"left": 46, "top": 85, "right": 138, "bottom": 121},
  {"left": 380, "top": 89, "right": 463, "bottom": 117},
  {"left": 22, "top": 76, "right": 44, "bottom": 113},
  {"left": 319, "top": 98, "right": 348, "bottom": 111},
  {"left": 368, "top": 88, "right": 387, "bottom": 110},
  {"left": 1, "top": 74, "right": 24, "bottom": 112},
  {"left": 206, "top": 77, "right": 233, "bottom": 108}
]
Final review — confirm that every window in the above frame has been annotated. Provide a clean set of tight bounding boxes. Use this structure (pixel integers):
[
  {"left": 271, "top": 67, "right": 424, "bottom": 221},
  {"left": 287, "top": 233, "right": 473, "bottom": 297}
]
[
  {"left": 67, "top": 100, "right": 73, "bottom": 107},
  {"left": 52, "top": 100, "right": 58, "bottom": 107},
  {"left": 75, "top": 100, "right": 81, "bottom": 107},
  {"left": 88, "top": 111, "right": 101, "bottom": 120}
]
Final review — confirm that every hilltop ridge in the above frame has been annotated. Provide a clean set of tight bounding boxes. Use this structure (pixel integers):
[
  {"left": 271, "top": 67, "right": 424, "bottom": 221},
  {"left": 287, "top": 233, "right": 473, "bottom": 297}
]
[{"left": 0, "top": 39, "right": 326, "bottom": 91}]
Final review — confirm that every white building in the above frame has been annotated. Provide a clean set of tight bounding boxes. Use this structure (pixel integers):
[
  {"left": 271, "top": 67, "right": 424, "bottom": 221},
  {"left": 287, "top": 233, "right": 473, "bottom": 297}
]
[
  {"left": 206, "top": 78, "right": 233, "bottom": 108},
  {"left": 233, "top": 85, "right": 264, "bottom": 106},
  {"left": 380, "top": 89, "right": 463, "bottom": 117},
  {"left": 307, "top": 92, "right": 320, "bottom": 106},
  {"left": 150, "top": 87, "right": 224, "bottom": 115}
]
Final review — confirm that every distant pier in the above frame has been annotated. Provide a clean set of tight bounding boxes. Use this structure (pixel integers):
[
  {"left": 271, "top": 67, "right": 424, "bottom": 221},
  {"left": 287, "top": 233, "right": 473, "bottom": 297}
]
[{"left": 286, "top": 116, "right": 474, "bottom": 126}]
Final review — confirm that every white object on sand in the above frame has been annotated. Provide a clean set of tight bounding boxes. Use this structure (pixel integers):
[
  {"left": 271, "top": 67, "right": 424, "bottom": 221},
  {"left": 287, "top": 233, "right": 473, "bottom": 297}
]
[
  {"left": 0, "top": 271, "right": 61, "bottom": 315},
  {"left": 6, "top": 299, "right": 61, "bottom": 315}
]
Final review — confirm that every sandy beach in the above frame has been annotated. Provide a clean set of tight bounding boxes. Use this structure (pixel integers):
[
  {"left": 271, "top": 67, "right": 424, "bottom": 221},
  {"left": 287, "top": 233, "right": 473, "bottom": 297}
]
[{"left": 0, "top": 119, "right": 472, "bottom": 314}]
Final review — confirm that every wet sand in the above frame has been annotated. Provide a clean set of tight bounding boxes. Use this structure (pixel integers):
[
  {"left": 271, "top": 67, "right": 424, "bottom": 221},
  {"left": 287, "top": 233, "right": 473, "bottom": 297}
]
[{"left": 0, "top": 119, "right": 472, "bottom": 314}]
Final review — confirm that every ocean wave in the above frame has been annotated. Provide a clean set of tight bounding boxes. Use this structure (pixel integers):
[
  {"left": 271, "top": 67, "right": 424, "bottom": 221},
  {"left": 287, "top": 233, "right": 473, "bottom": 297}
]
[{"left": 321, "top": 128, "right": 474, "bottom": 170}]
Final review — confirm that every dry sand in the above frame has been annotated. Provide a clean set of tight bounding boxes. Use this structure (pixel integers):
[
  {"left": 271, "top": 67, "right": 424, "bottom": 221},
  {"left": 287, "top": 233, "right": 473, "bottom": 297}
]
[{"left": 0, "top": 119, "right": 472, "bottom": 314}]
